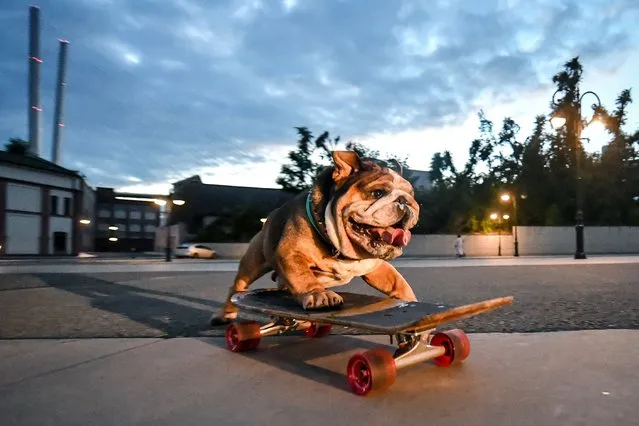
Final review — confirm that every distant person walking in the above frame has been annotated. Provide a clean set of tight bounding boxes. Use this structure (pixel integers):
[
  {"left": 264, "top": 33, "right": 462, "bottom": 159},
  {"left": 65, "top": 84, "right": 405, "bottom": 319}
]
[{"left": 454, "top": 234, "right": 465, "bottom": 258}]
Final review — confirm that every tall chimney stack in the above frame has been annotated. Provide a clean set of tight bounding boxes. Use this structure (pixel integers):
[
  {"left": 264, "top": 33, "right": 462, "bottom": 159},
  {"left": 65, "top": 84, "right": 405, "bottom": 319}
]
[
  {"left": 51, "top": 39, "right": 69, "bottom": 164},
  {"left": 27, "top": 5, "right": 42, "bottom": 157}
]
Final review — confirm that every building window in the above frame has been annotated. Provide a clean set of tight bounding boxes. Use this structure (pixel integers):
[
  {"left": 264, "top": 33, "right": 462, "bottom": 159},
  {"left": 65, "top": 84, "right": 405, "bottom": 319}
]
[
  {"left": 144, "top": 225, "right": 156, "bottom": 238},
  {"left": 129, "top": 224, "right": 141, "bottom": 233},
  {"left": 129, "top": 208, "right": 142, "bottom": 220},
  {"left": 114, "top": 206, "right": 126, "bottom": 219},
  {"left": 50, "top": 195, "right": 59, "bottom": 215},
  {"left": 98, "top": 206, "right": 111, "bottom": 218},
  {"left": 144, "top": 211, "right": 157, "bottom": 221},
  {"left": 63, "top": 197, "right": 71, "bottom": 216}
]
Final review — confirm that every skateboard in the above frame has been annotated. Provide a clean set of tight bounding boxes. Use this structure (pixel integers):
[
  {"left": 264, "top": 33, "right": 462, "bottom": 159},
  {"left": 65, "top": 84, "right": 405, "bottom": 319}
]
[{"left": 224, "top": 288, "right": 514, "bottom": 396}]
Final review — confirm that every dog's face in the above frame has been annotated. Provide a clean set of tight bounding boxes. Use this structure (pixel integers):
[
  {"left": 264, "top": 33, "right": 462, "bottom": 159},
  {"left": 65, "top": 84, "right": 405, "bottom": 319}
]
[{"left": 323, "top": 151, "right": 420, "bottom": 260}]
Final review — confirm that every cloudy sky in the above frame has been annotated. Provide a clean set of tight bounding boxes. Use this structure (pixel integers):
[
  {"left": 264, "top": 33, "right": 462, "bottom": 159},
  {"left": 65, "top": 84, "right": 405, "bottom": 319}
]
[{"left": 1, "top": 0, "right": 638, "bottom": 194}]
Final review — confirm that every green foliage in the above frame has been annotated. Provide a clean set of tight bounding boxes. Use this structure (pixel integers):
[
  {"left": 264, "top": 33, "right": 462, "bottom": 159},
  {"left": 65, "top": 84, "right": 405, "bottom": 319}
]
[
  {"left": 276, "top": 127, "right": 415, "bottom": 193},
  {"left": 4, "top": 138, "right": 29, "bottom": 154},
  {"left": 275, "top": 127, "right": 341, "bottom": 193}
]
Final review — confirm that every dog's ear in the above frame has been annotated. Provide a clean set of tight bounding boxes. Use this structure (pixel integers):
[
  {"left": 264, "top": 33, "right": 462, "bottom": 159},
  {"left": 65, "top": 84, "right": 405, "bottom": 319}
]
[{"left": 331, "top": 151, "right": 362, "bottom": 189}]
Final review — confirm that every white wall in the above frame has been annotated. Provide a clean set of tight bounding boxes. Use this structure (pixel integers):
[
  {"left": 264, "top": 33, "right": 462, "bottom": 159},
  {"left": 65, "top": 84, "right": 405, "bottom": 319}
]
[
  {"left": 6, "top": 183, "right": 41, "bottom": 212},
  {"left": 5, "top": 213, "right": 40, "bottom": 254},
  {"left": 516, "top": 226, "right": 639, "bottom": 255},
  {"left": 49, "top": 216, "right": 73, "bottom": 254},
  {"left": 0, "top": 164, "right": 79, "bottom": 190},
  {"left": 193, "top": 242, "right": 255, "bottom": 258},
  {"left": 403, "top": 234, "right": 514, "bottom": 257}
]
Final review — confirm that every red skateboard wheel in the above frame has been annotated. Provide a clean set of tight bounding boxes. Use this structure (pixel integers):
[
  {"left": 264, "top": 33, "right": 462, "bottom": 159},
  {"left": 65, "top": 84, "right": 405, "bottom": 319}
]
[
  {"left": 225, "top": 321, "right": 261, "bottom": 352},
  {"left": 346, "top": 348, "right": 397, "bottom": 396},
  {"left": 304, "top": 322, "right": 332, "bottom": 337},
  {"left": 430, "top": 329, "right": 471, "bottom": 367}
]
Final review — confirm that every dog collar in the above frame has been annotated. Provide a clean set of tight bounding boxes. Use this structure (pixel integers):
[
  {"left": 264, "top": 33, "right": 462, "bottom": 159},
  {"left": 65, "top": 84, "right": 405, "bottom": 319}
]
[{"left": 305, "top": 191, "right": 341, "bottom": 256}]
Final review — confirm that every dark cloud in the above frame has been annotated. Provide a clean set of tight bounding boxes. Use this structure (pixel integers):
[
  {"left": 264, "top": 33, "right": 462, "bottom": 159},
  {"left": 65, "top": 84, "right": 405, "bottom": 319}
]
[{"left": 0, "top": 0, "right": 637, "bottom": 189}]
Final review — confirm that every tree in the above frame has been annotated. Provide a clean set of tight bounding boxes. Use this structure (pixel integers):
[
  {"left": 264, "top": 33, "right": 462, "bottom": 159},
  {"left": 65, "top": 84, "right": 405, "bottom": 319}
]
[
  {"left": 588, "top": 89, "right": 638, "bottom": 225},
  {"left": 4, "top": 138, "right": 29, "bottom": 155},
  {"left": 343, "top": 141, "right": 415, "bottom": 185},
  {"left": 518, "top": 115, "right": 551, "bottom": 225},
  {"left": 276, "top": 127, "right": 415, "bottom": 193},
  {"left": 276, "top": 127, "right": 341, "bottom": 193}
]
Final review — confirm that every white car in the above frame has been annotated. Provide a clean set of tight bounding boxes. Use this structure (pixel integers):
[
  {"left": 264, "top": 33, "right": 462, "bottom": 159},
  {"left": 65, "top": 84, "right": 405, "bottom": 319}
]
[{"left": 174, "top": 244, "right": 217, "bottom": 259}]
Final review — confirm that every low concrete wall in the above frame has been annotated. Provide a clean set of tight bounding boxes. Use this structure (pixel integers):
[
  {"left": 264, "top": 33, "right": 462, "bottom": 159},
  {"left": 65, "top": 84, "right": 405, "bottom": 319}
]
[
  {"left": 403, "top": 234, "right": 513, "bottom": 257},
  {"left": 190, "top": 226, "right": 639, "bottom": 259},
  {"left": 516, "top": 226, "right": 639, "bottom": 255},
  {"left": 199, "top": 243, "right": 252, "bottom": 259}
]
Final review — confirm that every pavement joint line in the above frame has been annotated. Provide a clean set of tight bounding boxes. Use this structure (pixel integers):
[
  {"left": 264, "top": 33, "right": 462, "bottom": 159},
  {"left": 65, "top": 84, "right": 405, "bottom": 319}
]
[{"left": 0, "top": 338, "right": 164, "bottom": 390}]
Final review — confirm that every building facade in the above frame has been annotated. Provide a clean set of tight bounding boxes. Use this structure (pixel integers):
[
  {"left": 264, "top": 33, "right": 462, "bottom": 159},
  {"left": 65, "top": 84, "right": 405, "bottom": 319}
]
[
  {"left": 0, "top": 151, "right": 93, "bottom": 256},
  {"left": 94, "top": 187, "right": 163, "bottom": 252},
  {"left": 168, "top": 175, "right": 296, "bottom": 242}
]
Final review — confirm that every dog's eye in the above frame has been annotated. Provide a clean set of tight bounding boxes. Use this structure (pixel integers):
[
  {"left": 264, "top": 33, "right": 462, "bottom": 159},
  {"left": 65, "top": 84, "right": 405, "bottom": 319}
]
[{"left": 371, "top": 189, "right": 386, "bottom": 199}]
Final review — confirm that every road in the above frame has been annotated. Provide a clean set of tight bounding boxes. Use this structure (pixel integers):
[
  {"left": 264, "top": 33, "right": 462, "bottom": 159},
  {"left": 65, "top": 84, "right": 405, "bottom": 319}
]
[{"left": 1, "top": 256, "right": 638, "bottom": 338}]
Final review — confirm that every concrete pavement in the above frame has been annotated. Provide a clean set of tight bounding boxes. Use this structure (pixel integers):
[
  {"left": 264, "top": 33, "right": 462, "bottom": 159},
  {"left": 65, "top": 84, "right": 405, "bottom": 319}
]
[{"left": 1, "top": 330, "right": 637, "bottom": 425}]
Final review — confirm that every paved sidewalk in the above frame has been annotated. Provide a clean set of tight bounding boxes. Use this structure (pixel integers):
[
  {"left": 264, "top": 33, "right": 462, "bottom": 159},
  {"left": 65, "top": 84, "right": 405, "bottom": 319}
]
[{"left": 1, "top": 330, "right": 637, "bottom": 425}]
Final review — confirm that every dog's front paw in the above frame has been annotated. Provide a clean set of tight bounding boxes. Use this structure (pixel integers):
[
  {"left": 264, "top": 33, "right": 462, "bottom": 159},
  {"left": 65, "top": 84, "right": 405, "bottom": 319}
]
[
  {"left": 209, "top": 311, "right": 237, "bottom": 327},
  {"left": 391, "top": 288, "right": 418, "bottom": 303},
  {"left": 302, "top": 290, "right": 344, "bottom": 310}
]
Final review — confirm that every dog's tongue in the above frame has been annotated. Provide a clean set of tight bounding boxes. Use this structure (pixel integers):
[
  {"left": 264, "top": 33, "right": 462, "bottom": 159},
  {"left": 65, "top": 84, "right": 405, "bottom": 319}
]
[{"left": 377, "top": 228, "right": 411, "bottom": 247}]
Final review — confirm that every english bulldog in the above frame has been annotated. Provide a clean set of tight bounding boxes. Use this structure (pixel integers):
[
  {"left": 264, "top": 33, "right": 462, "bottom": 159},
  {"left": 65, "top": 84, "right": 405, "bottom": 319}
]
[{"left": 210, "top": 150, "right": 420, "bottom": 326}]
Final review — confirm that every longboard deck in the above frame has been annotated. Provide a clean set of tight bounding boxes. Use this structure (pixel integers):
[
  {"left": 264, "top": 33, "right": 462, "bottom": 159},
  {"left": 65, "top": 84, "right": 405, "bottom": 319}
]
[{"left": 231, "top": 289, "right": 514, "bottom": 334}]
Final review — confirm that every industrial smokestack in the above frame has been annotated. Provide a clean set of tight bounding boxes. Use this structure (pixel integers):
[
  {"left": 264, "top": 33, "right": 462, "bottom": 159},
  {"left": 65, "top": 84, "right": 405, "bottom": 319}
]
[
  {"left": 51, "top": 39, "right": 69, "bottom": 164},
  {"left": 27, "top": 5, "right": 42, "bottom": 157}
]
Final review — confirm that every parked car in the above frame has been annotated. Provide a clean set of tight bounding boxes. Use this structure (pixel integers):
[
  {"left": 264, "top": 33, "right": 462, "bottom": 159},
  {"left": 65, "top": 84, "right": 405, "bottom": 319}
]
[{"left": 174, "top": 244, "right": 217, "bottom": 259}]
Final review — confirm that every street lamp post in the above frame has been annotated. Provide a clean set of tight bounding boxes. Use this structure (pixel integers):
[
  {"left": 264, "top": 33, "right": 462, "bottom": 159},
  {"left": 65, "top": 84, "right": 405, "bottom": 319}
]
[
  {"left": 154, "top": 195, "right": 185, "bottom": 262},
  {"left": 550, "top": 88, "right": 602, "bottom": 260},
  {"left": 500, "top": 193, "right": 524, "bottom": 257},
  {"left": 490, "top": 212, "right": 510, "bottom": 256}
]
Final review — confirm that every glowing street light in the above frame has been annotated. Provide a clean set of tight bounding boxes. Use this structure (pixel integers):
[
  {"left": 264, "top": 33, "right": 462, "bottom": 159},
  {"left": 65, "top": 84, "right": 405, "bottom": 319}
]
[
  {"left": 108, "top": 237, "right": 118, "bottom": 242},
  {"left": 108, "top": 225, "right": 118, "bottom": 231},
  {"left": 549, "top": 116, "right": 566, "bottom": 129},
  {"left": 79, "top": 219, "right": 91, "bottom": 225}
]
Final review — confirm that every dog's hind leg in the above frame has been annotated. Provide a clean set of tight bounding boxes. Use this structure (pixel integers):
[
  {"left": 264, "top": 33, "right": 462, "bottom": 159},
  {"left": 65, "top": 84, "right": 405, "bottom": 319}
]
[{"left": 209, "top": 231, "right": 271, "bottom": 326}]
